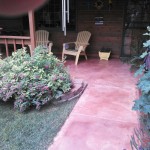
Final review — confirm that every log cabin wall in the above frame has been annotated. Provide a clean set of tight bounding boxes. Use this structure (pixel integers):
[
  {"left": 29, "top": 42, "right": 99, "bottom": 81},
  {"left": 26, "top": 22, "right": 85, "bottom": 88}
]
[
  {"left": 0, "top": 0, "right": 126, "bottom": 58},
  {"left": 76, "top": 0, "right": 125, "bottom": 58},
  {"left": 49, "top": 0, "right": 126, "bottom": 58}
]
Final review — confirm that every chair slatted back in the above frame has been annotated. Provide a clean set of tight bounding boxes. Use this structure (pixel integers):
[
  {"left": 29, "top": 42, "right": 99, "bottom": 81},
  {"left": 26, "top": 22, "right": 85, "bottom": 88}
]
[
  {"left": 75, "top": 31, "right": 91, "bottom": 50},
  {"left": 35, "top": 30, "right": 49, "bottom": 47}
]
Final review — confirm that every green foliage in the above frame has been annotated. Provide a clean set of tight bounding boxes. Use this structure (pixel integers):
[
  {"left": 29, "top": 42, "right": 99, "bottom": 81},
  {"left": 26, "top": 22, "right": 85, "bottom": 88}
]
[
  {"left": 133, "top": 71, "right": 150, "bottom": 114},
  {"left": 137, "top": 72, "right": 150, "bottom": 94},
  {"left": 131, "top": 26, "right": 150, "bottom": 149},
  {"left": 143, "top": 40, "right": 150, "bottom": 48},
  {"left": 134, "top": 64, "right": 145, "bottom": 77},
  {"left": 133, "top": 95, "right": 150, "bottom": 114},
  {"left": 130, "top": 26, "right": 150, "bottom": 72},
  {"left": 0, "top": 46, "right": 72, "bottom": 111},
  {"left": 130, "top": 56, "right": 143, "bottom": 72},
  {"left": 132, "top": 26, "right": 150, "bottom": 115},
  {"left": 130, "top": 128, "right": 150, "bottom": 150},
  {"left": 140, "top": 51, "right": 149, "bottom": 59}
]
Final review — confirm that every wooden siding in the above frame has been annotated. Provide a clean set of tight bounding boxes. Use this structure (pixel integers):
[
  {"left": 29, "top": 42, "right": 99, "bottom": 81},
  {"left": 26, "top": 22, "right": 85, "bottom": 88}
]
[
  {"left": 50, "top": 0, "right": 125, "bottom": 58},
  {"left": 0, "top": 0, "right": 126, "bottom": 58}
]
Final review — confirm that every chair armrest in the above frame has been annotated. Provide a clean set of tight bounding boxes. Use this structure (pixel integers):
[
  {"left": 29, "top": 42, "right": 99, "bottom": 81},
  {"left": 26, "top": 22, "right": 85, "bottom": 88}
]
[
  {"left": 63, "top": 42, "right": 76, "bottom": 50},
  {"left": 47, "top": 41, "right": 53, "bottom": 53},
  {"left": 47, "top": 41, "right": 53, "bottom": 46},
  {"left": 75, "top": 42, "right": 89, "bottom": 46},
  {"left": 63, "top": 42, "right": 75, "bottom": 45}
]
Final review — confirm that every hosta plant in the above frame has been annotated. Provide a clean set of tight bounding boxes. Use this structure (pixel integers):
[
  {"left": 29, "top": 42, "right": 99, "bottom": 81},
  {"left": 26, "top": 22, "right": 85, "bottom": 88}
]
[{"left": 0, "top": 46, "right": 72, "bottom": 112}]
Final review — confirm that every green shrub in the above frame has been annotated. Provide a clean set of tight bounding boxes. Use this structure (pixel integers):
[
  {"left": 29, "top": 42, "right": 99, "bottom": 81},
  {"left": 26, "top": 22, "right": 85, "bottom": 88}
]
[
  {"left": 132, "top": 26, "right": 150, "bottom": 114},
  {"left": 0, "top": 46, "right": 72, "bottom": 112},
  {"left": 131, "top": 26, "right": 150, "bottom": 149},
  {"left": 130, "top": 128, "right": 150, "bottom": 150}
]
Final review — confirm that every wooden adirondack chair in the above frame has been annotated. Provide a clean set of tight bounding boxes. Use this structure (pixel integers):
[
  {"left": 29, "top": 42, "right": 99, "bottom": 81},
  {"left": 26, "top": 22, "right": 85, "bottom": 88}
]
[
  {"left": 35, "top": 30, "right": 53, "bottom": 53},
  {"left": 62, "top": 31, "right": 91, "bottom": 65}
]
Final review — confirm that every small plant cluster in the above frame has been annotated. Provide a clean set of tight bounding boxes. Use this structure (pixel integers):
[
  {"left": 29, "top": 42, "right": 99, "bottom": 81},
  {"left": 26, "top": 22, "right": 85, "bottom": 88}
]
[
  {"left": 0, "top": 46, "right": 72, "bottom": 112},
  {"left": 100, "top": 47, "right": 111, "bottom": 52},
  {"left": 130, "top": 128, "right": 150, "bottom": 150},
  {"left": 131, "top": 26, "right": 150, "bottom": 149},
  {"left": 133, "top": 26, "right": 150, "bottom": 114},
  {"left": 130, "top": 27, "right": 150, "bottom": 72}
]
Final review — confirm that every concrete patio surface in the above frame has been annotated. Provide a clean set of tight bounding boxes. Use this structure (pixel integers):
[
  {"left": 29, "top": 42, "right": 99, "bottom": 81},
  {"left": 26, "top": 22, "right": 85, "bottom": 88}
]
[{"left": 48, "top": 58, "right": 139, "bottom": 150}]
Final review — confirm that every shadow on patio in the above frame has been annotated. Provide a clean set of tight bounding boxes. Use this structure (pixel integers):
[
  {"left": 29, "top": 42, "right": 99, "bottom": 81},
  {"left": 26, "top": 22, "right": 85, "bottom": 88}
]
[{"left": 48, "top": 58, "right": 139, "bottom": 150}]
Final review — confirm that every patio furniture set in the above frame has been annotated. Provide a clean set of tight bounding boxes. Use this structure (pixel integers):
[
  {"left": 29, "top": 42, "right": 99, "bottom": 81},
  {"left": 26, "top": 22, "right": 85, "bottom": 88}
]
[
  {"left": 36, "top": 30, "right": 92, "bottom": 65},
  {"left": 0, "top": 29, "right": 111, "bottom": 64}
]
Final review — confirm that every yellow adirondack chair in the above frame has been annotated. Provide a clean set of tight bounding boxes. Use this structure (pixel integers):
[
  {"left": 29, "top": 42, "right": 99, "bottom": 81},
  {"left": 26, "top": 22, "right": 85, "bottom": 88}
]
[
  {"left": 62, "top": 31, "right": 91, "bottom": 65},
  {"left": 35, "top": 30, "right": 53, "bottom": 54}
]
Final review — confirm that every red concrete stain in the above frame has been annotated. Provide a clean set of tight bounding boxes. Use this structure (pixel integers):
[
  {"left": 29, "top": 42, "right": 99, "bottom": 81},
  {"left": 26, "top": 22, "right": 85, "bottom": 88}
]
[{"left": 48, "top": 59, "right": 139, "bottom": 150}]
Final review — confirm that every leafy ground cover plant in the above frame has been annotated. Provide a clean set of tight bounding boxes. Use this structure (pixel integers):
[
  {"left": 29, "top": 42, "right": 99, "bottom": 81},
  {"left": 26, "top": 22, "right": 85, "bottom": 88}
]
[
  {"left": 130, "top": 128, "right": 150, "bottom": 150},
  {"left": 0, "top": 46, "right": 73, "bottom": 112},
  {"left": 131, "top": 26, "right": 150, "bottom": 149},
  {"left": 130, "top": 27, "right": 150, "bottom": 72},
  {"left": 133, "top": 26, "right": 150, "bottom": 114}
]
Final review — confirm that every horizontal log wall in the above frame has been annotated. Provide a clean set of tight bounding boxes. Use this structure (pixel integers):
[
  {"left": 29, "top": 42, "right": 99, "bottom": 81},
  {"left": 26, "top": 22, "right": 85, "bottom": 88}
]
[
  {"left": 0, "top": 0, "right": 126, "bottom": 58},
  {"left": 49, "top": 0, "right": 125, "bottom": 58}
]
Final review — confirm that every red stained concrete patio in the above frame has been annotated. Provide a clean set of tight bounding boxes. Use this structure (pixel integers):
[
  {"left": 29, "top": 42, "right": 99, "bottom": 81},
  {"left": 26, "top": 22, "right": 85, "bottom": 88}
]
[{"left": 48, "top": 58, "right": 139, "bottom": 150}]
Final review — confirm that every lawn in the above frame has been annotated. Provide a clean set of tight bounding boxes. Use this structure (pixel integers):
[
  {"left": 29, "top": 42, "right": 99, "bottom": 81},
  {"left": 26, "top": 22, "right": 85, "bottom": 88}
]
[{"left": 0, "top": 99, "right": 78, "bottom": 150}]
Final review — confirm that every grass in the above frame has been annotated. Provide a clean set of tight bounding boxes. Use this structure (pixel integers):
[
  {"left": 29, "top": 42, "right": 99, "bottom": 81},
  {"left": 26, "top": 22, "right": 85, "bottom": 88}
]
[{"left": 0, "top": 99, "right": 78, "bottom": 150}]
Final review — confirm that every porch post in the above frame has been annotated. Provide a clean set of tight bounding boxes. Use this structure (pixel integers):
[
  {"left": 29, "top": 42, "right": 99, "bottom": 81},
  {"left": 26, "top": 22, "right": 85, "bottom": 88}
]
[{"left": 28, "top": 11, "right": 35, "bottom": 56}]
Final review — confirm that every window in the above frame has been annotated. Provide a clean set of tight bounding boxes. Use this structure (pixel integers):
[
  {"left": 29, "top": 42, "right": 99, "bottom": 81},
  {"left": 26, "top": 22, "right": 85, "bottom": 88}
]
[{"left": 35, "top": 0, "right": 76, "bottom": 31}]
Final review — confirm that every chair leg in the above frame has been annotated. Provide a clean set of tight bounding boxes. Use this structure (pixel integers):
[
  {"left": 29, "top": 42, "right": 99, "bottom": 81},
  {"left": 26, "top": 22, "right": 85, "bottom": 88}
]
[
  {"left": 75, "top": 53, "right": 80, "bottom": 65},
  {"left": 62, "top": 52, "right": 65, "bottom": 62},
  {"left": 28, "top": 44, "right": 32, "bottom": 56},
  {"left": 84, "top": 52, "right": 87, "bottom": 60},
  {"left": 48, "top": 42, "right": 53, "bottom": 54}
]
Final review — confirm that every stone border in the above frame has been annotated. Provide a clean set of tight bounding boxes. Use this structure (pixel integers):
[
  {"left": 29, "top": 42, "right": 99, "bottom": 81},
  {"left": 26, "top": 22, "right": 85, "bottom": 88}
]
[{"left": 52, "top": 79, "right": 88, "bottom": 105}]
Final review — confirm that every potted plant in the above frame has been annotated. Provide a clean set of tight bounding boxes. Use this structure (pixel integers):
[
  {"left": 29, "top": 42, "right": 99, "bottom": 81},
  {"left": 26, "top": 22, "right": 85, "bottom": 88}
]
[{"left": 99, "top": 47, "right": 111, "bottom": 60}]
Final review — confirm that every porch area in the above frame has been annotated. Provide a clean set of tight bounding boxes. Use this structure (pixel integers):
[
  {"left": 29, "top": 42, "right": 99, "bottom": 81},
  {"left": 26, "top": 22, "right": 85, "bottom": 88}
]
[{"left": 48, "top": 58, "right": 139, "bottom": 150}]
